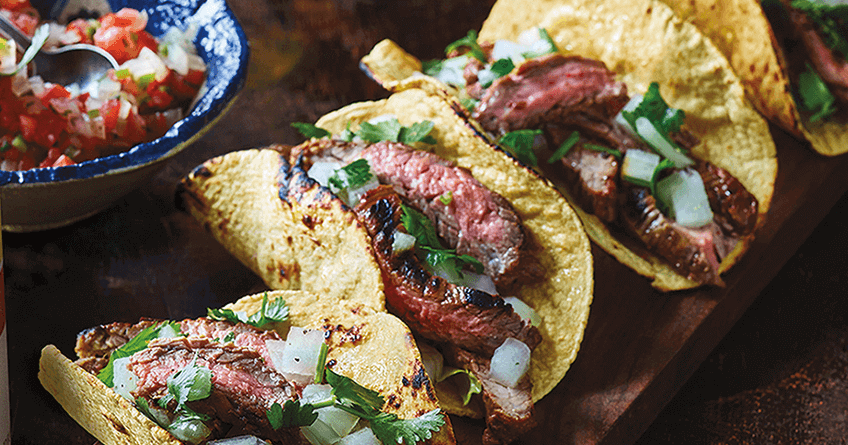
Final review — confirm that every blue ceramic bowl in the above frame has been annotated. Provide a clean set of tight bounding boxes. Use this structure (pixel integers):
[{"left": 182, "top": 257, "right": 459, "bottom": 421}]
[{"left": 0, "top": 0, "right": 248, "bottom": 232}]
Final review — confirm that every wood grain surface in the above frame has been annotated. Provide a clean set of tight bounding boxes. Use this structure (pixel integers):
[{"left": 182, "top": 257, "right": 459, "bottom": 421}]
[{"left": 5, "top": 1, "right": 848, "bottom": 444}]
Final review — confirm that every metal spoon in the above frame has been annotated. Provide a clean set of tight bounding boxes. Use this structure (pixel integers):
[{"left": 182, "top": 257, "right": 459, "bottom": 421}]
[{"left": 0, "top": 14, "right": 119, "bottom": 89}]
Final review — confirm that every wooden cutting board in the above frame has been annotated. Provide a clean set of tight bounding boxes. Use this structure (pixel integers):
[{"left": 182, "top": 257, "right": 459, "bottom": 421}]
[{"left": 7, "top": 0, "right": 848, "bottom": 442}]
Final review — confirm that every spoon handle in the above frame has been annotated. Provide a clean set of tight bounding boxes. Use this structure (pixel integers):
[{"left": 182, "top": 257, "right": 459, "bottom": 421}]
[{"left": 0, "top": 14, "right": 32, "bottom": 53}]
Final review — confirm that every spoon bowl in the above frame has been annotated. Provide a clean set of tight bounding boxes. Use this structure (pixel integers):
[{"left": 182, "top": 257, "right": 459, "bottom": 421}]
[{"left": 0, "top": 13, "right": 119, "bottom": 89}]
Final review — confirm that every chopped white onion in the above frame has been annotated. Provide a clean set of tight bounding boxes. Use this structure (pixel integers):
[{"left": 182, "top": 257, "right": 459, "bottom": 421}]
[
  {"left": 207, "top": 435, "right": 270, "bottom": 445},
  {"left": 491, "top": 40, "right": 530, "bottom": 65},
  {"left": 613, "top": 94, "right": 642, "bottom": 136},
  {"left": 112, "top": 356, "right": 138, "bottom": 401},
  {"left": 489, "top": 338, "right": 531, "bottom": 388},
  {"left": 656, "top": 168, "right": 714, "bottom": 228},
  {"left": 391, "top": 230, "right": 416, "bottom": 253},
  {"left": 634, "top": 117, "right": 693, "bottom": 168},
  {"left": 0, "top": 38, "right": 15, "bottom": 74},
  {"left": 162, "top": 42, "right": 190, "bottom": 76},
  {"left": 307, "top": 160, "right": 343, "bottom": 188},
  {"left": 456, "top": 271, "right": 498, "bottom": 295},
  {"left": 430, "top": 54, "right": 469, "bottom": 87},
  {"left": 621, "top": 149, "right": 661, "bottom": 187},
  {"left": 301, "top": 419, "right": 341, "bottom": 445},
  {"left": 502, "top": 297, "right": 542, "bottom": 327},
  {"left": 96, "top": 77, "right": 122, "bottom": 100},
  {"left": 269, "top": 327, "right": 325, "bottom": 386},
  {"left": 301, "top": 384, "right": 360, "bottom": 438},
  {"left": 366, "top": 114, "right": 398, "bottom": 125},
  {"left": 168, "top": 417, "right": 212, "bottom": 444},
  {"left": 418, "top": 342, "right": 444, "bottom": 382},
  {"left": 336, "top": 174, "right": 380, "bottom": 208},
  {"left": 337, "top": 427, "right": 381, "bottom": 445},
  {"left": 121, "top": 46, "right": 170, "bottom": 82}
]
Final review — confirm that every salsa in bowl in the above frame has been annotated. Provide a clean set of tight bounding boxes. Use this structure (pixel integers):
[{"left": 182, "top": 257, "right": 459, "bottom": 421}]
[{"left": 0, "top": 0, "right": 248, "bottom": 231}]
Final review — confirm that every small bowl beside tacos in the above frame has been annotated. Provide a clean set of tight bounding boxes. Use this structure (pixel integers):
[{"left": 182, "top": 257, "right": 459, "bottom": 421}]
[
  {"left": 359, "top": 0, "right": 778, "bottom": 291},
  {"left": 176, "top": 88, "right": 594, "bottom": 444},
  {"left": 39, "top": 290, "right": 456, "bottom": 445}
]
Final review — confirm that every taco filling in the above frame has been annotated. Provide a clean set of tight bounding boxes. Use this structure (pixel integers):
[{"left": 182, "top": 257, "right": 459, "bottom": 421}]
[
  {"left": 763, "top": 0, "right": 848, "bottom": 122},
  {"left": 66, "top": 296, "right": 446, "bottom": 445},
  {"left": 423, "top": 29, "right": 760, "bottom": 286},
  {"left": 286, "top": 120, "right": 544, "bottom": 444}
]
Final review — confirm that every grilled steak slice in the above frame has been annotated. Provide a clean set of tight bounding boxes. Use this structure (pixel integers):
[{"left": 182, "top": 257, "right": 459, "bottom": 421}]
[
  {"left": 551, "top": 142, "right": 619, "bottom": 223},
  {"left": 295, "top": 138, "right": 541, "bottom": 288},
  {"left": 694, "top": 161, "right": 759, "bottom": 236},
  {"left": 74, "top": 318, "right": 286, "bottom": 375},
  {"left": 353, "top": 185, "right": 541, "bottom": 357},
  {"left": 786, "top": 3, "right": 848, "bottom": 104},
  {"left": 621, "top": 186, "right": 724, "bottom": 286},
  {"left": 444, "top": 344, "right": 535, "bottom": 445},
  {"left": 472, "top": 53, "right": 629, "bottom": 136},
  {"left": 130, "top": 336, "right": 301, "bottom": 443}
]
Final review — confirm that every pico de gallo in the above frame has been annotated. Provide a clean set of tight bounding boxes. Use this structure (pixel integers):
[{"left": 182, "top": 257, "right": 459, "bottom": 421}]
[{"left": 0, "top": 1, "right": 206, "bottom": 170}]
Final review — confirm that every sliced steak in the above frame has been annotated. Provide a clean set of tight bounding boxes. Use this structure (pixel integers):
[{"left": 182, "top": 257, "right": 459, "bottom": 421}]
[
  {"left": 694, "top": 161, "right": 759, "bottom": 237},
  {"left": 129, "top": 336, "right": 301, "bottom": 443},
  {"left": 551, "top": 142, "right": 619, "bottom": 223},
  {"left": 786, "top": 3, "right": 848, "bottom": 104},
  {"left": 74, "top": 318, "right": 286, "bottom": 376},
  {"left": 295, "top": 138, "right": 541, "bottom": 288},
  {"left": 472, "top": 53, "right": 629, "bottom": 136},
  {"left": 444, "top": 344, "right": 535, "bottom": 445},
  {"left": 621, "top": 186, "right": 725, "bottom": 286},
  {"left": 353, "top": 184, "right": 541, "bottom": 357}
]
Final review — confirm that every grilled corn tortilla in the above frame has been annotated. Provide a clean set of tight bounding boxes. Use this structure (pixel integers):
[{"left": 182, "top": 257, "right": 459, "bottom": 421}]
[
  {"left": 360, "top": 0, "right": 777, "bottom": 291},
  {"left": 178, "top": 88, "right": 594, "bottom": 418},
  {"left": 39, "top": 290, "right": 455, "bottom": 445},
  {"left": 177, "top": 148, "right": 386, "bottom": 311},
  {"left": 659, "top": 0, "right": 848, "bottom": 156}
]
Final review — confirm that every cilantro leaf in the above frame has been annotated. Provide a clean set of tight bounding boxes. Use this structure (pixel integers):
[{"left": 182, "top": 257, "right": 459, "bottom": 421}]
[
  {"left": 327, "top": 158, "right": 373, "bottom": 191},
  {"left": 621, "top": 82, "right": 686, "bottom": 135},
  {"left": 398, "top": 120, "right": 438, "bottom": 145},
  {"left": 207, "top": 292, "right": 289, "bottom": 328},
  {"left": 355, "top": 118, "right": 437, "bottom": 145},
  {"left": 400, "top": 204, "right": 484, "bottom": 277},
  {"left": 370, "top": 409, "right": 445, "bottom": 445},
  {"left": 547, "top": 130, "right": 580, "bottom": 164},
  {"left": 438, "top": 191, "right": 453, "bottom": 205},
  {"left": 584, "top": 143, "right": 622, "bottom": 159},
  {"left": 267, "top": 400, "right": 319, "bottom": 429},
  {"left": 164, "top": 355, "right": 212, "bottom": 407},
  {"left": 291, "top": 122, "right": 331, "bottom": 139},
  {"left": 445, "top": 29, "right": 486, "bottom": 62},
  {"left": 798, "top": 64, "right": 837, "bottom": 122},
  {"left": 498, "top": 129, "right": 541, "bottom": 166},
  {"left": 326, "top": 368, "right": 385, "bottom": 416},
  {"left": 98, "top": 321, "right": 180, "bottom": 387},
  {"left": 478, "top": 57, "right": 515, "bottom": 88}
]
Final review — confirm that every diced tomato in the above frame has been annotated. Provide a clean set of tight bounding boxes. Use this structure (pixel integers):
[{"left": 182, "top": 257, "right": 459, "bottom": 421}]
[
  {"left": 0, "top": 0, "right": 31, "bottom": 11},
  {"left": 100, "top": 98, "right": 121, "bottom": 133},
  {"left": 93, "top": 9, "right": 157, "bottom": 64},
  {"left": 18, "top": 152, "right": 35, "bottom": 170},
  {"left": 51, "top": 154, "right": 74, "bottom": 167},
  {"left": 66, "top": 18, "right": 98, "bottom": 44},
  {"left": 18, "top": 115, "right": 37, "bottom": 141},
  {"left": 39, "top": 84, "right": 72, "bottom": 108},
  {"left": 9, "top": 10, "right": 38, "bottom": 35}
]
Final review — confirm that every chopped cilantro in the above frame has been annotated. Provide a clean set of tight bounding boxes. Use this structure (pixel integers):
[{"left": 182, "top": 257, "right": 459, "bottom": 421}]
[
  {"left": 327, "top": 158, "right": 373, "bottom": 191},
  {"left": 267, "top": 400, "right": 319, "bottom": 429},
  {"left": 314, "top": 342, "right": 329, "bottom": 384},
  {"left": 498, "top": 129, "right": 541, "bottom": 166},
  {"left": 584, "top": 143, "right": 622, "bottom": 159},
  {"left": 547, "top": 130, "right": 580, "bottom": 164},
  {"left": 207, "top": 292, "right": 289, "bottom": 328},
  {"left": 621, "top": 82, "right": 686, "bottom": 135},
  {"left": 356, "top": 118, "right": 437, "bottom": 145},
  {"left": 97, "top": 321, "right": 181, "bottom": 387},
  {"left": 159, "top": 355, "right": 212, "bottom": 409},
  {"left": 291, "top": 122, "right": 331, "bottom": 139},
  {"left": 222, "top": 332, "right": 236, "bottom": 343},
  {"left": 798, "top": 64, "right": 837, "bottom": 122},
  {"left": 445, "top": 29, "right": 486, "bottom": 62},
  {"left": 478, "top": 57, "right": 515, "bottom": 88},
  {"left": 400, "top": 204, "right": 484, "bottom": 277}
]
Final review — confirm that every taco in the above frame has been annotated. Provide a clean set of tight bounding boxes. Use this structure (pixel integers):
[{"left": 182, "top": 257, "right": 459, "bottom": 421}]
[
  {"left": 656, "top": 0, "right": 848, "bottom": 156},
  {"left": 39, "top": 290, "right": 455, "bottom": 445},
  {"left": 360, "top": 0, "right": 777, "bottom": 291},
  {"left": 176, "top": 88, "right": 594, "bottom": 444}
]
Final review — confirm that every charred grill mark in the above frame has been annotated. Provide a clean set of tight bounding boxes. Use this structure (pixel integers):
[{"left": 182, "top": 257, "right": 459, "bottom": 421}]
[
  {"left": 325, "top": 324, "right": 363, "bottom": 345},
  {"left": 302, "top": 214, "right": 317, "bottom": 230},
  {"left": 354, "top": 185, "right": 541, "bottom": 356},
  {"left": 411, "top": 366, "right": 429, "bottom": 390},
  {"left": 387, "top": 393, "right": 402, "bottom": 410}
]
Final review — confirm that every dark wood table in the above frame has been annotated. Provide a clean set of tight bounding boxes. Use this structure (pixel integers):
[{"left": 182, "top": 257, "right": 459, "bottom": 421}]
[{"left": 7, "top": 1, "right": 848, "bottom": 444}]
